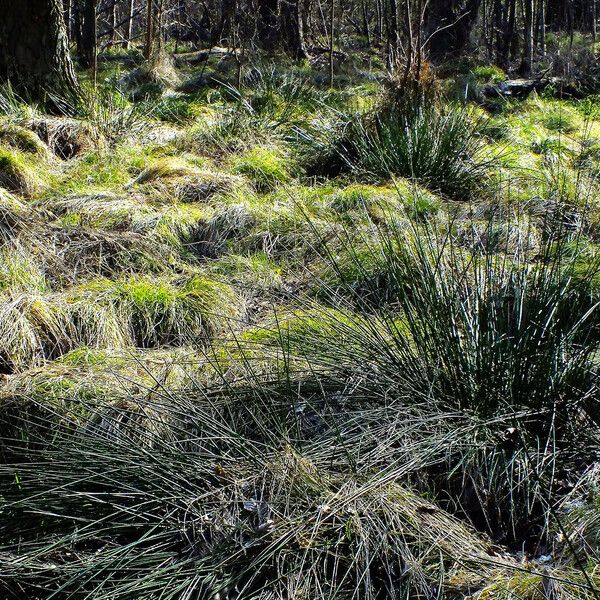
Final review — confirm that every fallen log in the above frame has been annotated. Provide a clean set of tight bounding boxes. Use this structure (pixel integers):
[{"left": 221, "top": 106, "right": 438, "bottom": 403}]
[{"left": 482, "top": 77, "right": 584, "bottom": 99}]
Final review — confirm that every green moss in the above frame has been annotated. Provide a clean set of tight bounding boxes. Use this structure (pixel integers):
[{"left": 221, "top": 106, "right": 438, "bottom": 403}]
[
  {"left": 541, "top": 112, "right": 578, "bottom": 134},
  {"left": 330, "top": 184, "right": 390, "bottom": 212},
  {"left": 130, "top": 203, "right": 214, "bottom": 256},
  {"left": 0, "top": 147, "right": 44, "bottom": 196},
  {"left": 403, "top": 191, "right": 442, "bottom": 221},
  {"left": 58, "top": 346, "right": 110, "bottom": 366},
  {"left": 243, "top": 306, "right": 409, "bottom": 361},
  {"left": 56, "top": 147, "right": 144, "bottom": 195},
  {"left": 471, "top": 65, "right": 506, "bottom": 84},
  {"left": 150, "top": 95, "right": 205, "bottom": 124},
  {"left": 0, "top": 187, "right": 28, "bottom": 223},
  {"left": 209, "top": 252, "right": 285, "bottom": 291},
  {"left": 133, "top": 156, "right": 201, "bottom": 185},
  {"left": 232, "top": 146, "right": 291, "bottom": 192},
  {"left": 475, "top": 568, "right": 600, "bottom": 599},
  {"left": 0, "top": 123, "right": 48, "bottom": 155}
]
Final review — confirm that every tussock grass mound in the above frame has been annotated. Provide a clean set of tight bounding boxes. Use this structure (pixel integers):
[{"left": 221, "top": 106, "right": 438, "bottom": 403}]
[
  {"left": 301, "top": 95, "right": 494, "bottom": 199},
  {"left": 133, "top": 156, "right": 202, "bottom": 184},
  {"left": 48, "top": 191, "right": 152, "bottom": 229},
  {"left": 0, "top": 188, "right": 29, "bottom": 239},
  {"left": 45, "top": 193, "right": 220, "bottom": 260},
  {"left": 120, "top": 53, "right": 181, "bottom": 96},
  {"left": 0, "top": 276, "right": 242, "bottom": 371},
  {"left": 0, "top": 381, "right": 519, "bottom": 599},
  {"left": 177, "top": 171, "right": 245, "bottom": 202},
  {"left": 0, "top": 245, "right": 47, "bottom": 293},
  {"left": 0, "top": 147, "right": 45, "bottom": 197},
  {"left": 47, "top": 228, "right": 171, "bottom": 280},
  {"left": 132, "top": 157, "right": 246, "bottom": 202},
  {"left": 27, "top": 117, "right": 96, "bottom": 159},
  {"left": 232, "top": 145, "right": 292, "bottom": 192},
  {"left": 0, "top": 123, "right": 49, "bottom": 156}
]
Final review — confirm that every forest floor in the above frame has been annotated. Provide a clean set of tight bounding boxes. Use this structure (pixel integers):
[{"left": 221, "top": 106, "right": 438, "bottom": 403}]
[{"left": 0, "top": 47, "right": 600, "bottom": 598}]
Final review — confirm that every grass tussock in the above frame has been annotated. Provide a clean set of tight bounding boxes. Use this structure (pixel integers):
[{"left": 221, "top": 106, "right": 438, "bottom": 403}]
[
  {"left": 304, "top": 99, "right": 494, "bottom": 199},
  {"left": 0, "top": 275, "right": 242, "bottom": 371},
  {"left": 0, "top": 122, "right": 49, "bottom": 156},
  {"left": 0, "top": 147, "right": 45, "bottom": 196}
]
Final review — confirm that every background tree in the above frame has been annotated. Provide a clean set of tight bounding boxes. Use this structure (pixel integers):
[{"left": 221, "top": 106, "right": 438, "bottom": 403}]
[
  {"left": 80, "top": 0, "right": 98, "bottom": 70},
  {"left": 0, "top": 0, "right": 80, "bottom": 101}
]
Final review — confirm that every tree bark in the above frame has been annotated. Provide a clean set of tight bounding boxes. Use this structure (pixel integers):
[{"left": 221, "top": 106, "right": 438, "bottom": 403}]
[
  {"left": 280, "top": 0, "right": 308, "bottom": 58},
  {"left": 520, "top": 0, "right": 534, "bottom": 76},
  {"left": 144, "top": 0, "right": 164, "bottom": 60},
  {"left": 387, "top": 0, "right": 399, "bottom": 67},
  {"left": 0, "top": 0, "right": 80, "bottom": 101},
  {"left": 124, "top": 0, "right": 135, "bottom": 48},
  {"left": 425, "top": 0, "right": 483, "bottom": 61},
  {"left": 80, "top": 0, "right": 97, "bottom": 69},
  {"left": 257, "top": 0, "right": 307, "bottom": 58}
]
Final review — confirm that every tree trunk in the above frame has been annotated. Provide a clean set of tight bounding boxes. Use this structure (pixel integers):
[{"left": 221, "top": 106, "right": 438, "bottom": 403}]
[
  {"left": 280, "top": 0, "right": 308, "bottom": 58},
  {"left": 80, "top": 0, "right": 97, "bottom": 69},
  {"left": 258, "top": 0, "right": 279, "bottom": 50},
  {"left": 329, "top": 0, "right": 335, "bottom": 86},
  {"left": 143, "top": 0, "right": 163, "bottom": 60},
  {"left": 520, "top": 0, "right": 534, "bottom": 76},
  {"left": 425, "top": 0, "right": 483, "bottom": 61},
  {"left": 63, "top": 0, "right": 73, "bottom": 40},
  {"left": 257, "top": 0, "right": 307, "bottom": 57},
  {"left": 124, "top": 0, "right": 135, "bottom": 48},
  {"left": 108, "top": 0, "right": 117, "bottom": 47},
  {"left": 73, "top": 0, "right": 84, "bottom": 57},
  {"left": 387, "top": 0, "right": 399, "bottom": 68},
  {"left": 0, "top": 0, "right": 80, "bottom": 101},
  {"left": 145, "top": 0, "right": 154, "bottom": 59}
]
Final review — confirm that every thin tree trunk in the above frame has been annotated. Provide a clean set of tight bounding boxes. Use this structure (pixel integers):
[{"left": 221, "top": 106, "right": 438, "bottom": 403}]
[
  {"left": 538, "top": 0, "right": 546, "bottom": 57},
  {"left": 520, "top": 0, "right": 534, "bottom": 75},
  {"left": 80, "top": 0, "right": 97, "bottom": 70},
  {"left": 329, "top": 0, "right": 335, "bottom": 86},
  {"left": 145, "top": 0, "right": 154, "bottom": 59},
  {"left": 362, "top": 0, "right": 371, "bottom": 46},
  {"left": 125, "top": 0, "right": 135, "bottom": 48},
  {"left": 388, "top": 0, "right": 399, "bottom": 68},
  {"left": 108, "top": 0, "right": 117, "bottom": 46}
]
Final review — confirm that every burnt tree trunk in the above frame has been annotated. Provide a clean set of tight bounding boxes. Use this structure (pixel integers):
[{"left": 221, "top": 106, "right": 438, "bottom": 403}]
[
  {"left": 425, "top": 0, "right": 483, "bottom": 61},
  {"left": 280, "top": 0, "right": 308, "bottom": 58},
  {"left": 519, "top": 0, "right": 534, "bottom": 76},
  {"left": 0, "top": 0, "right": 80, "bottom": 101},
  {"left": 258, "top": 0, "right": 279, "bottom": 49},
  {"left": 257, "top": 0, "right": 306, "bottom": 57},
  {"left": 80, "top": 0, "right": 97, "bottom": 69}
]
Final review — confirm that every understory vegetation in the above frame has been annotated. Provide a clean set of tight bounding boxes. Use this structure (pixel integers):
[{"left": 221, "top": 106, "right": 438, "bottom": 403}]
[{"left": 0, "top": 46, "right": 599, "bottom": 600}]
